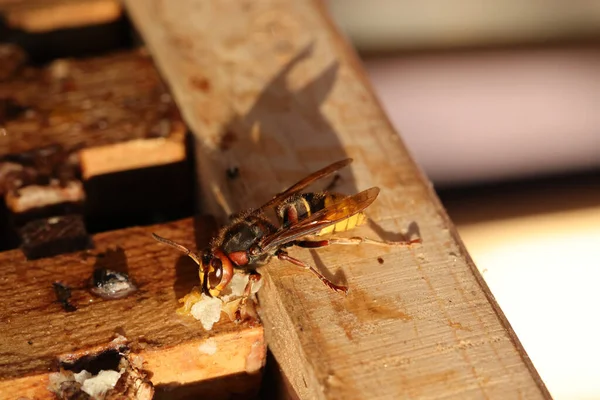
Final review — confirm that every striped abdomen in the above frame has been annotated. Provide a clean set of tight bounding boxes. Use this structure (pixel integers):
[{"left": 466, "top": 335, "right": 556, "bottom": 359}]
[{"left": 276, "top": 192, "right": 367, "bottom": 236}]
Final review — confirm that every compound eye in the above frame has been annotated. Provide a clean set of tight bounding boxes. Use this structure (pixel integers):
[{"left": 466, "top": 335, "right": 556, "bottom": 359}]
[{"left": 208, "top": 258, "right": 223, "bottom": 289}]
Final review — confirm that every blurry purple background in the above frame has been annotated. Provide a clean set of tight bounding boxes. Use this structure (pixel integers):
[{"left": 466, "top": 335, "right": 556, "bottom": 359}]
[{"left": 325, "top": 0, "right": 600, "bottom": 187}]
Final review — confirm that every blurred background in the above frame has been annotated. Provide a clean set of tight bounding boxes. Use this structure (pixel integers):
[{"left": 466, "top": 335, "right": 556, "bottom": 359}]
[{"left": 325, "top": 1, "right": 600, "bottom": 399}]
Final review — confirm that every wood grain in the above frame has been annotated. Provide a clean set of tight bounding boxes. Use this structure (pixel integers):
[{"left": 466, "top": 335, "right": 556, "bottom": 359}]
[
  {"left": 0, "top": 48, "right": 186, "bottom": 160},
  {"left": 124, "top": 1, "right": 552, "bottom": 399},
  {"left": 0, "top": 0, "right": 122, "bottom": 33},
  {"left": 0, "top": 46, "right": 192, "bottom": 257},
  {"left": 0, "top": 217, "right": 265, "bottom": 399},
  {"left": 79, "top": 137, "right": 186, "bottom": 179}
]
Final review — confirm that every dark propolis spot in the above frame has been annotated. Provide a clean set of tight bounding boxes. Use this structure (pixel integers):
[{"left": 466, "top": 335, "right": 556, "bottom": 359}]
[
  {"left": 226, "top": 166, "right": 240, "bottom": 180},
  {"left": 52, "top": 282, "right": 77, "bottom": 312},
  {"left": 190, "top": 76, "right": 210, "bottom": 92},
  {"left": 218, "top": 130, "right": 237, "bottom": 151},
  {"left": 19, "top": 215, "right": 92, "bottom": 260}
]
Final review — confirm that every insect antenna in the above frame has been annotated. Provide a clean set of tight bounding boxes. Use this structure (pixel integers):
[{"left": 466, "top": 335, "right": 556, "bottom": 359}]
[{"left": 151, "top": 233, "right": 202, "bottom": 266}]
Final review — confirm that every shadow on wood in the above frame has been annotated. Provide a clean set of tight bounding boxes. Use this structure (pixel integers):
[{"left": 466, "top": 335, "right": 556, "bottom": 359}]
[
  {"left": 155, "top": 370, "right": 262, "bottom": 400},
  {"left": 205, "top": 42, "right": 358, "bottom": 215}
]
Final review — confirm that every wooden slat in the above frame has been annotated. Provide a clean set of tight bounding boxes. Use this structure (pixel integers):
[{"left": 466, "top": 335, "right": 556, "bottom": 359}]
[
  {"left": 0, "top": 47, "right": 186, "bottom": 164},
  {"left": 124, "top": 1, "right": 552, "bottom": 399},
  {"left": 0, "top": 0, "right": 122, "bottom": 33},
  {"left": 0, "top": 46, "right": 191, "bottom": 255},
  {"left": 0, "top": 217, "right": 265, "bottom": 399}
]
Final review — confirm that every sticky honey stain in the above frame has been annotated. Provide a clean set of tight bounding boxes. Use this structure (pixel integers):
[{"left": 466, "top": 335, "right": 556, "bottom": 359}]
[
  {"left": 250, "top": 122, "right": 261, "bottom": 143},
  {"left": 346, "top": 288, "right": 413, "bottom": 323},
  {"left": 331, "top": 287, "right": 413, "bottom": 341},
  {"left": 448, "top": 321, "right": 472, "bottom": 332},
  {"left": 189, "top": 76, "right": 210, "bottom": 92},
  {"left": 402, "top": 369, "right": 459, "bottom": 398}
]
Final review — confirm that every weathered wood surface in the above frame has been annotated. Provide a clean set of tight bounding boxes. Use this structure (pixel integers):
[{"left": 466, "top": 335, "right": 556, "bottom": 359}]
[
  {"left": 0, "top": 46, "right": 186, "bottom": 173},
  {"left": 0, "top": 217, "right": 265, "bottom": 399},
  {"left": 0, "top": 0, "right": 122, "bottom": 33},
  {"left": 125, "top": 1, "right": 551, "bottom": 399},
  {"left": 0, "top": 46, "right": 191, "bottom": 256}
]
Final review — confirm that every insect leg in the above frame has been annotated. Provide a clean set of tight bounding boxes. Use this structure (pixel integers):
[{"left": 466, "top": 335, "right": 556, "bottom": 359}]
[
  {"left": 276, "top": 250, "right": 348, "bottom": 294},
  {"left": 323, "top": 173, "right": 341, "bottom": 192},
  {"left": 294, "top": 236, "right": 422, "bottom": 248},
  {"left": 235, "top": 272, "right": 261, "bottom": 322}
]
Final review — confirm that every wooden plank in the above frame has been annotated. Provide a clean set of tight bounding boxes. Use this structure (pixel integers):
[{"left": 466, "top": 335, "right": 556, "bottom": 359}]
[
  {"left": 0, "top": 46, "right": 191, "bottom": 255},
  {"left": 442, "top": 179, "right": 600, "bottom": 400},
  {"left": 0, "top": 47, "right": 186, "bottom": 164},
  {"left": 0, "top": 217, "right": 265, "bottom": 399},
  {"left": 0, "top": 0, "right": 122, "bottom": 33},
  {"left": 124, "top": 1, "right": 552, "bottom": 399}
]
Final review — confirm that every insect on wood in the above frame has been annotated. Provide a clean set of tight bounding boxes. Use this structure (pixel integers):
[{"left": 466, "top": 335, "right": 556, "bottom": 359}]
[{"left": 152, "top": 159, "right": 422, "bottom": 318}]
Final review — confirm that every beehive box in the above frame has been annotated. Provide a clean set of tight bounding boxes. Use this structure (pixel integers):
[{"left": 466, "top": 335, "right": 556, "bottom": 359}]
[{"left": 0, "top": 1, "right": 550, "bottom": 399}]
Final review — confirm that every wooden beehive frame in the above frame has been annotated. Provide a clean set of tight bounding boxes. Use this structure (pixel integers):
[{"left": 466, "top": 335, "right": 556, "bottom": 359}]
[
  {"left": 123, "top": 1, "right": 551, "bottom": 399},
  {"left": 0, "top": 217, "right": 265, "bottom": 399},
  {"left": 0, "top": 0, "right": 122, "bottom": 33},
  {"left": 0, "top": 0, "right": 552, "bottom": 399},
  {"left": 0, "top": 13, "right": 265, "bottom": 399}
]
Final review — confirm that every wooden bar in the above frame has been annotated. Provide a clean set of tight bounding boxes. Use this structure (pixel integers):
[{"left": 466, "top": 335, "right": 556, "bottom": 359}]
[
  {"left": 0, "top": 217, "right": 265, "bottom": 399},
  {"left": 0, "top": 46, "right": 192, "bottom": 254},
  {"left": 0, "top": 45, "right": 187, "bottom": 185},
  {"left": 0, "top": 39, "right": 263, "bottom": 398},
  {"left": 0, "top": 47, "right": 185, "bottom": 160},
  {"left": 125, "top": 1, "right": 551, "bottom": 399},
  {"left": 0, "top": 0, "right": 122, "bottom": 33}
]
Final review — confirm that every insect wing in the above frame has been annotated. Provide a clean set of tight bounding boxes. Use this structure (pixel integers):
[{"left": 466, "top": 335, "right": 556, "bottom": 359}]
[
  {"left": 255, "top": 158, "right": 353, "bottom": 213},
  {"left": 259, "top": 187, "right": 380, "bottom": 252}
]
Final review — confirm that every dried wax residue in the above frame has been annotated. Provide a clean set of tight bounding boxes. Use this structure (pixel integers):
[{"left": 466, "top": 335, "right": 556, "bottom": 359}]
[
  {"left": 48, "top": 369, "right": 123, "bottom": 400},
  {"left": 198, "top": 338, "right": 218, "bottom": 355},
  {"left": 48, "top": 352, "right": 153, "bottom": 400},
  {"left": 190, "top": 294, "right": 222, "bottom": 330},
  {"left": 177, "top": 272, "right": 262, "bottom": 330}
]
